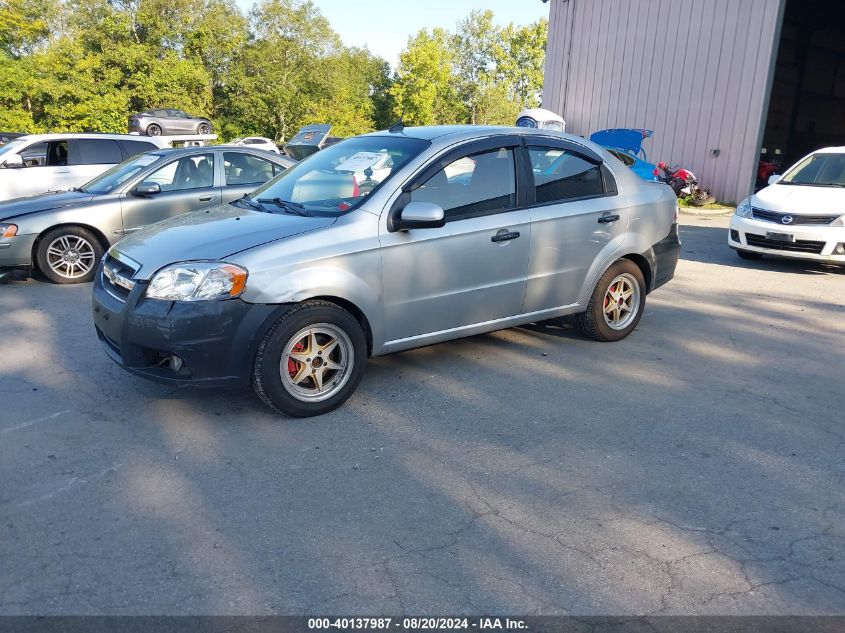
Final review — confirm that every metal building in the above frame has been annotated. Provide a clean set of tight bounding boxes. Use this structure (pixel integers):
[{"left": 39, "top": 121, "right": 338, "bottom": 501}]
[{"left": 542, "top": 0, "right": 845, "bottom": 203}]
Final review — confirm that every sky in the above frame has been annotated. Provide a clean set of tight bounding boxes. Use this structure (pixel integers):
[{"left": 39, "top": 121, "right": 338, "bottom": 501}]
[{"left": 239, "top": 0, "right": 551, "bottom": 68}]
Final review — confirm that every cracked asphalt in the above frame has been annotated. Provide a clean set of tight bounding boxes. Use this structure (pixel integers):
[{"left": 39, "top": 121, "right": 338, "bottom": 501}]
[{"left": 1, "top": 215, "right": 844, "bottom": 615}]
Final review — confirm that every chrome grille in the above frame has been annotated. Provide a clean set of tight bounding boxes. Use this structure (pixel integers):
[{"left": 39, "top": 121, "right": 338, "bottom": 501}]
[
  {"left": 101, "top": 253, "right": 137, "bottom": 302},
  {"left": 751, "top": 208, "right": 838, "bottom": 225}
]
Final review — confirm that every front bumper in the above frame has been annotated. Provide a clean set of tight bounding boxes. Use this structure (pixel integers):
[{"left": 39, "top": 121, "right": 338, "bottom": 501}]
[
  {"left": 0, "top": 233, "right": 37, "bottom": 272},
  {"left": 729, "top": 215, "right": 845, "bottom": 262},
  {"left": 92, "top": 269, "right": 289, "bottom": 387}
]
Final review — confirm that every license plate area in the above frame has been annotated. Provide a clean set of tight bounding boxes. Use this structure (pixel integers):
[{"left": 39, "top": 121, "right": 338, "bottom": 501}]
[{"left": 765, "top": 231, "right": 794, "bottom": 242}]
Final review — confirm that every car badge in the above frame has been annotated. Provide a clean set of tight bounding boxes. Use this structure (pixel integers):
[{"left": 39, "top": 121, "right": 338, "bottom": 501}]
[{"left": 781, "top": 215, "right": 793, "bottom": 225}]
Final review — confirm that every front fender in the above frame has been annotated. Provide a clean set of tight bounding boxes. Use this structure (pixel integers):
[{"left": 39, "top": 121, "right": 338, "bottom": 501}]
[{"left": 240, "top": 257, "right": 385, "bottom": 355}]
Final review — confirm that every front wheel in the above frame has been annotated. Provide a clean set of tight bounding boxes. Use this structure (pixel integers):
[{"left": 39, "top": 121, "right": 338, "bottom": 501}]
[
  {"left": 576, "top": 259, "right": 646, "bottom": 342},
  {"left": 253, "top": 301, "right": 367, "bottom": 417},
  {"left": 36, "top": 226, "right": 104, "bottom": 284}
]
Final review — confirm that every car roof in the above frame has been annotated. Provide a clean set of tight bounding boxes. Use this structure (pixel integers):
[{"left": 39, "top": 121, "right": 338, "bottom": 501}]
[
  {"left": 362, "top": 124, "right": 607, "bottom": 156},
  {"left": 146, "top": 145, "right": 292, "bottom": 162},
  {"left": 14, "top": 133, "right": 167, "bottom": 142},
  {"left": 811, "top": 147, "right": 845, "bottom": 154}
]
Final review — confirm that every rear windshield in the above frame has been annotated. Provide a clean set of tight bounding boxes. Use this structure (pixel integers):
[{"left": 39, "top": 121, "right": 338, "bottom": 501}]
[
  {"left": 781, "top": 153, "right": 845, "bottom": 187},
  {"left": 80, "top": 154, "right": 160, "bottom": 194},
  {"left": 250, "top": 135, "right": 430, "bottom": 214}
]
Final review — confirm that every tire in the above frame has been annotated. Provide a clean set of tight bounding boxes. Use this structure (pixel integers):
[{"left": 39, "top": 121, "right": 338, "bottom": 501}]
[
  {"left": 36, "top": 226, "right": 104, "bottom": 284},
  {"left": 197, "top": 122, "right": 211, "bottom": 135},
  {"left": 737, "top": 249, "right": 763, "bottom": 260},
  {"left": 575, "top": 259, "right": 646, "bottom": 342},
  {"left": 253, "top": 300, "right": 367, "bottom": 417},
  {"left": 146, "top": 123, "right": 162, "bottom": 136}
]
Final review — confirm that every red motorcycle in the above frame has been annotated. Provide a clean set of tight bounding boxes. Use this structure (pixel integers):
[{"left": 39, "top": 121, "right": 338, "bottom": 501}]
[{"left": 655, "top": 162, "right": 715, "bottom": 206}]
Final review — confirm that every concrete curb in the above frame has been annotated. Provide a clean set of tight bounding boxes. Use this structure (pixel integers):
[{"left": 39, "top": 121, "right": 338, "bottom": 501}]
[{"left": 679, "top": 206, "right": 735, "bottom": 217}]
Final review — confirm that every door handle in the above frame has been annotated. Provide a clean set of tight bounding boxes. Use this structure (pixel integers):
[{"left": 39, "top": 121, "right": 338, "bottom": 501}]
[
  {"left": 491, "top": 231, "right": 520, "bottom": 243},
  {"left": 199, "top": 194, "right": 213, "bottom": 201},
  {"left": 598, "top": 214, "right": 620, "bottom": 224}
]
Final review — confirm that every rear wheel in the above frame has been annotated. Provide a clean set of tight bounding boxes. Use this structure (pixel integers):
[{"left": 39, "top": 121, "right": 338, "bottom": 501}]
[
  {"left": 36, "top": 226, "right": 103, "bottom": 284},
  {"left": 736, "top": 249, "right": 763, "bottom": 260},
  {"left": 576, "top": 259, "right": 646, "bottom": 342},
  {"left": 197, "top": 122, "right": 211, "bottom": 135},
  {"left": 146, "top": 123, "right": 162, "bottom": 136},
  {"left": 253, "top": 301, "right": 367, "bottom": 417}
]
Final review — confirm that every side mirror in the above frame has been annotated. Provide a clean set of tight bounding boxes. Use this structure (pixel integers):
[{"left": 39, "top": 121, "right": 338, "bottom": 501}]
[
  {"left": 1, "top": 154, "right": 24, "bottom": 168},
  {"left": 394, "top": 201, "right": 445, "bottom": 231},
  {"left": 768, "top": 174, "right": 781, "bottom": 186},
  {"left": 133, "top": 182, "right": 161, "bottom": 196}
]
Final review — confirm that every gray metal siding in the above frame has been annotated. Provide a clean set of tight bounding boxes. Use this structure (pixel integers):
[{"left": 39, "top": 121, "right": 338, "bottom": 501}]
[{"left": 543, "top": 0, "right": 784, "bottom": 203}]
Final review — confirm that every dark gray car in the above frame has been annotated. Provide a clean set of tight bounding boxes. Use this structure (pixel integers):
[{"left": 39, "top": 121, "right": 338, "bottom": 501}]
[
  {"left": 0, "top": 146, "right": 294, "bottom": 283},
  {"left": 128, "top": 109, "right": 213, "bottom": 137}
]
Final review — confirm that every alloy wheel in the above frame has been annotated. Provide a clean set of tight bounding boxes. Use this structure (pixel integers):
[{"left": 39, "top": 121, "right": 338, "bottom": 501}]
[
  {"left": 280, "top": 324, "right": 354, "bottom": 403},
  {"left": 602, "top": 273, "right": 641, "bottom": 331},
  {"left": 45, "top": 235, "right": 96, "bottom": 280}
]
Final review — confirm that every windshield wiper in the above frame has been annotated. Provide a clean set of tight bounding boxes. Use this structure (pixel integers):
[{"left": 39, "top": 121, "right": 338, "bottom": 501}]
[
  {"left": 257, "top": 197, "right": 309, "bottom": 216},
  {"left": 233, "top": 193, "right": 266, "bottom": 211}
]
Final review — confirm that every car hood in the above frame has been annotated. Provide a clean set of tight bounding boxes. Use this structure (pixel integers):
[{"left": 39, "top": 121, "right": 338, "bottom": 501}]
[
  {"left": 753, "top": 184, "right": 845, "bottom": 215},
  {"left": 0, "top": 190, "right": 97, "bottom": 221},
  {"left": 111, "top": 203, "right": 337, "bottom": 279}
]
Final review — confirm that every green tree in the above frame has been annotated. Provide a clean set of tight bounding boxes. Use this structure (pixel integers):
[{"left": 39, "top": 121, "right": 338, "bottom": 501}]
[
  {"left": 496, "top": 18, "right": 547, "bottom": 109},
  {"left": 390, "top": 28, "right": 461, "bottom": 126}
]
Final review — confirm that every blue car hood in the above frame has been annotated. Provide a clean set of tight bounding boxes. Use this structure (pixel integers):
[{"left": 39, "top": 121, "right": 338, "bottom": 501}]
[
  {"left": 111, "top": 203, "right": 337, "bottom": 280},
  {"left": 0, "top": 190, "right": 97, "bottom": 221}
]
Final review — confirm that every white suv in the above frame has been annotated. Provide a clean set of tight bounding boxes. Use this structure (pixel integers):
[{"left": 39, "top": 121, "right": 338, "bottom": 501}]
[
  {"left": 729, "top": 147, "right": 845, "bottom": 263},
  {"left": 0, "top": 133, "right": 165, "bottom": 201}
]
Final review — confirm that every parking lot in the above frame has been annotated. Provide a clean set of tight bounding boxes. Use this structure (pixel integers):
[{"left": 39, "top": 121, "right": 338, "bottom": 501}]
[{"left": 1, "top": 214, "right": 844, "bottom": 615}]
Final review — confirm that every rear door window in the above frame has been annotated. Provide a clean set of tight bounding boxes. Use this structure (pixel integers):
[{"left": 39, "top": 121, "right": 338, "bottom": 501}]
[
  {"left": 224, "top": 152, "right": 283, "bottom": 185},
  {"left": 120, "top": 140, "right": 158, "bottom": 158},
  {"left": 528, "top": 146, "right": 605, "bottom": 204},
  {"left": 75, "top": 139, "right": 123, "bottom": 165}
]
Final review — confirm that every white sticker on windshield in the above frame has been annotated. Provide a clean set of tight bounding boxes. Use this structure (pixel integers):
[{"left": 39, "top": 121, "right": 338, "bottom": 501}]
[{"left": 335, "top": 152, "right": 388, "bottom": 173}]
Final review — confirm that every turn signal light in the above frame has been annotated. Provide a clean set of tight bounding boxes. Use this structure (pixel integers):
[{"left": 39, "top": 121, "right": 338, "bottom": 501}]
[{"left": 1, "top": 224, "right": 17, "bottom": 237}]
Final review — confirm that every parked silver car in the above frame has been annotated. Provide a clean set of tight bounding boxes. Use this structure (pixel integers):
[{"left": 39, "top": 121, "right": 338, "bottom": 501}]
[
  {"left": 92, "top": 125, "right": 680, "bottom": 417},
  {"left": 0, "top": 147, "right": 293, "bottom": 283},
  {"left": 128, "top": 109, "right": 212, "bottom": 136}
]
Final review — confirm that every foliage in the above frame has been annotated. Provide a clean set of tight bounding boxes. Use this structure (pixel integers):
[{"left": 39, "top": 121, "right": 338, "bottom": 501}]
[
  {"left": 0, "top": 0, "right": 547, "bottom": 139},
  {"left": 391, "top": 11, "right": 547, "bottom": 126}
]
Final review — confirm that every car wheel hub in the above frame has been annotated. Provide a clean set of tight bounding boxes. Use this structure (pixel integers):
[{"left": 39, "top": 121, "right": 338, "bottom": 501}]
[
  {"left": 280, "top": 324, "right": 354, "bottom": 403},
  {"left": 602, "top": 273, "right": 640, "bottom": 331},
  {"left": 47, "top": 235, "right": 95, "bottom": 279}
]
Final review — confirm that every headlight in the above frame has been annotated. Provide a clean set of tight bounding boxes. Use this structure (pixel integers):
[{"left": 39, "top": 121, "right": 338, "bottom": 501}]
[
  {"left": 146, "top": 262, "right": 248, "bottom": 301},
  {"left": 735, "top": 198, "right": 753, "bottom": 218},
  {"left": 0, "top": 223, "right": 17, "bottom": 237},
  {"left": 831, "top": 215, "right": 845, "bottom": 227}
]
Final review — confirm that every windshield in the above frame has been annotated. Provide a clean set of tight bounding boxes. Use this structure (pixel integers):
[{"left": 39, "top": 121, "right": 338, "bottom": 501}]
[
  {"left": 250, "top": 135, "right": 430, "bottom": 214},
  {"left": 781, "top": 153, "right": 845, "bottom": 187},
  {"left": 0, "top": 138, "right": 26, "bottom": 158},
  {"left": 80, "top": 153, "right": 161, "bottom": 194}
]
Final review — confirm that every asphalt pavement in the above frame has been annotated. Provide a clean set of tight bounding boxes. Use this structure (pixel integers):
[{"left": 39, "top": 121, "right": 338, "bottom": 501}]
[{"left": 1, "top": 214, "right": 844, "bottom": 615}]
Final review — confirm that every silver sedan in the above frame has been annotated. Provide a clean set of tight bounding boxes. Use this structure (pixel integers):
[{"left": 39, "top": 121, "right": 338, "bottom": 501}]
[
  {"left": 92, "top": 125, "right": 680, "bottom": 417},
  {"left": 0, "top": 146, "right": 294, "bottom": 283}
]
